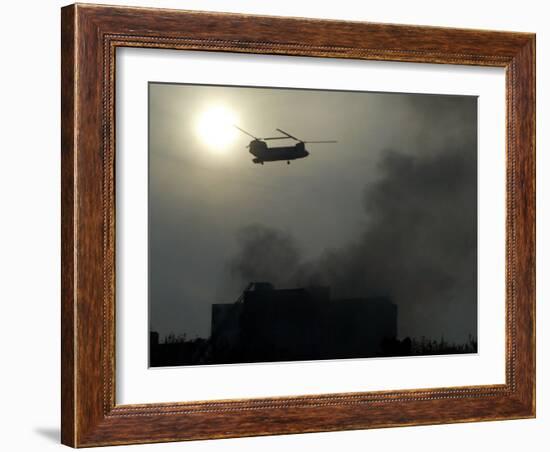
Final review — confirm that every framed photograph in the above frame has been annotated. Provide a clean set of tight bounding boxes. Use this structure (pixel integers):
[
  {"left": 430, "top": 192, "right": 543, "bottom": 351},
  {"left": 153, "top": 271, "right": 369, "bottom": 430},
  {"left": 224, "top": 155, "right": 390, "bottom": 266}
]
[{"left": 61, "top": 4, "right": 535, "bottom": 447}]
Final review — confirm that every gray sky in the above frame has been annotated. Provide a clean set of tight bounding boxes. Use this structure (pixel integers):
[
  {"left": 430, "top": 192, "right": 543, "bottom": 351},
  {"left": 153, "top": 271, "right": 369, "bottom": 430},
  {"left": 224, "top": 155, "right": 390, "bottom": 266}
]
[{"left": 149, "top": 82, "right": 477, "bottom": 343}]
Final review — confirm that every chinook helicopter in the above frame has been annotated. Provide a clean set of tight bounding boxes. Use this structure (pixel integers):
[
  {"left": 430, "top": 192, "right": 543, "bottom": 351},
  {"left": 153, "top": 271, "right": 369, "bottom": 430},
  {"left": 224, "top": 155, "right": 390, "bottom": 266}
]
[{"left": 234, "top": 126, "right": 337, "bottom": 165}]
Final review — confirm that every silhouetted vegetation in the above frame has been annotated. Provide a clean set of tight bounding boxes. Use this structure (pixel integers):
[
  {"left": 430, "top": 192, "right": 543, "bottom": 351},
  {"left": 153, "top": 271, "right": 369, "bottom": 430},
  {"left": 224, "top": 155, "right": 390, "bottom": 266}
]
[
  {"left": 150, "top": 332, "right": 211, "bottom": 367},
  {"left": 150, "top": 331, "right": 477, "bottom": 367},
  {"left": 380, "top": 334, "right": 477, "bottom": 357}
]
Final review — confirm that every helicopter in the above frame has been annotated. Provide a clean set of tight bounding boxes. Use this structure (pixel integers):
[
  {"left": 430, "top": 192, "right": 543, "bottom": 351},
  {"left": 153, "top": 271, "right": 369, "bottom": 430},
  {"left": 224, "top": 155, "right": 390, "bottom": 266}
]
[{"left": 234, "top": 126, "right": 337, "bottom": 165}]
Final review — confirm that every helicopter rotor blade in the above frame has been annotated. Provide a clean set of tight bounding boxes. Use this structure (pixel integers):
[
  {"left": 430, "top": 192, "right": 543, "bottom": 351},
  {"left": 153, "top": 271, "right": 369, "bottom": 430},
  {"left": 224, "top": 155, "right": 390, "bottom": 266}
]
[
  {"left": 302, "top": 140, "right": 338, "bottom": 144},
  {"left": 275, "top": 128, "right": 300, "bottom": 141},
  {"left": 262, "top": 136, "right": 289, "bottom": 140},
  {"left": 234, "top": 125, "right": 258, "bottom": 140}
]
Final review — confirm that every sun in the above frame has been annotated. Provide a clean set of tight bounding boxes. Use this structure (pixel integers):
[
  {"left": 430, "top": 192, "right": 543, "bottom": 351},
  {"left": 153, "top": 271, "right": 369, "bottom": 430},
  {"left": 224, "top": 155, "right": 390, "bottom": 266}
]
[{"left": 196, "top": 105, "right": 238, "bottom": 152}]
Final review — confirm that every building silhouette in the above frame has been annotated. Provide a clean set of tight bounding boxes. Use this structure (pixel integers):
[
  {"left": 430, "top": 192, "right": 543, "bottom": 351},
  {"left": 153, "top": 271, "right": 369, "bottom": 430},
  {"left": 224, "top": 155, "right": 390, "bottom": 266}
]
[
  {"left": 150, "top": 282, "right": 397, "bottom": 366},
  {"left": 210, "top": 282, "right": 397, "bottom": 364}
]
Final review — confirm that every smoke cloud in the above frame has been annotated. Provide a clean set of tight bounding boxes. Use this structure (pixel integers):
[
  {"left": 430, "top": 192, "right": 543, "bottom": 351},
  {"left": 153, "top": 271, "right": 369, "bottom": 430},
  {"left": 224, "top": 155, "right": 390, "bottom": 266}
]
[{"left": 227, "top": 146, "right": 477, "bottom": 342}]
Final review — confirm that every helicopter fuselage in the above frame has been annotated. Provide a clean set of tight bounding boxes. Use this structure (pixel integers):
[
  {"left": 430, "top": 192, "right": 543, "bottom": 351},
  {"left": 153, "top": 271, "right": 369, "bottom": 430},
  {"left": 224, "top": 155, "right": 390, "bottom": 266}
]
[{"left": 249, "top": 140, "right": 309, "bottom": 164}]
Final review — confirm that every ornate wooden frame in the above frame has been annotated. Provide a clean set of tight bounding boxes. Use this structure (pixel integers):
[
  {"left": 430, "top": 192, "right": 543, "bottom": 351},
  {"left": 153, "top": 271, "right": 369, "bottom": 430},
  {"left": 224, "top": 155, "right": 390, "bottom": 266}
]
[{"left": 61, "top": 3, "right": 535, "bottom": 447}]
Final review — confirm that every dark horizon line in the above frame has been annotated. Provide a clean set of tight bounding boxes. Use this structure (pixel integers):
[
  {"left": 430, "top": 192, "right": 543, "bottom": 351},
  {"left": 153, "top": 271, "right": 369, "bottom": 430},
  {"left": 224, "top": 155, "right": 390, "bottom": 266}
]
[{"left": 152, "top": 330, "right": 478, "bottom": 342}]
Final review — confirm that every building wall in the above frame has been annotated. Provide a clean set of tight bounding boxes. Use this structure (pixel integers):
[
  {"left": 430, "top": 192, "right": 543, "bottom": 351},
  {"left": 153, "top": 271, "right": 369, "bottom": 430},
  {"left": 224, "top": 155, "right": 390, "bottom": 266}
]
[{"left": 211, "top": 285, "right": 397, "bottom": 363}]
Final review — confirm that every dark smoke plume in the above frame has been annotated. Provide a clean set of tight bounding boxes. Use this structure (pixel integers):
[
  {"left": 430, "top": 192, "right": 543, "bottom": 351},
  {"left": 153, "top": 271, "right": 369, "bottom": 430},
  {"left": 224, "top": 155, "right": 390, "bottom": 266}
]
[{"left": 227, "top": 146, "right": 477, "bottom": 342}]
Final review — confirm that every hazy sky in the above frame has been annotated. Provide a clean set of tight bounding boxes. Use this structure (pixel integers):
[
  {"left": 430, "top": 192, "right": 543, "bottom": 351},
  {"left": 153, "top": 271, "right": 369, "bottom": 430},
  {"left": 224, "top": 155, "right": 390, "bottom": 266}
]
[{"left": 149, "top": 82, "right": 477, "bottom": 343}]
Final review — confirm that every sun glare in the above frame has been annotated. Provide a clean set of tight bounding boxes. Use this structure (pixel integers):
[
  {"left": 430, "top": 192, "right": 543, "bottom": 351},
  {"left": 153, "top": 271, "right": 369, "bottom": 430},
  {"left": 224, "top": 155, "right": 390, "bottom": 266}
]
[{"left": 196, "top": 105, "right": 238, "bottom": 152}]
